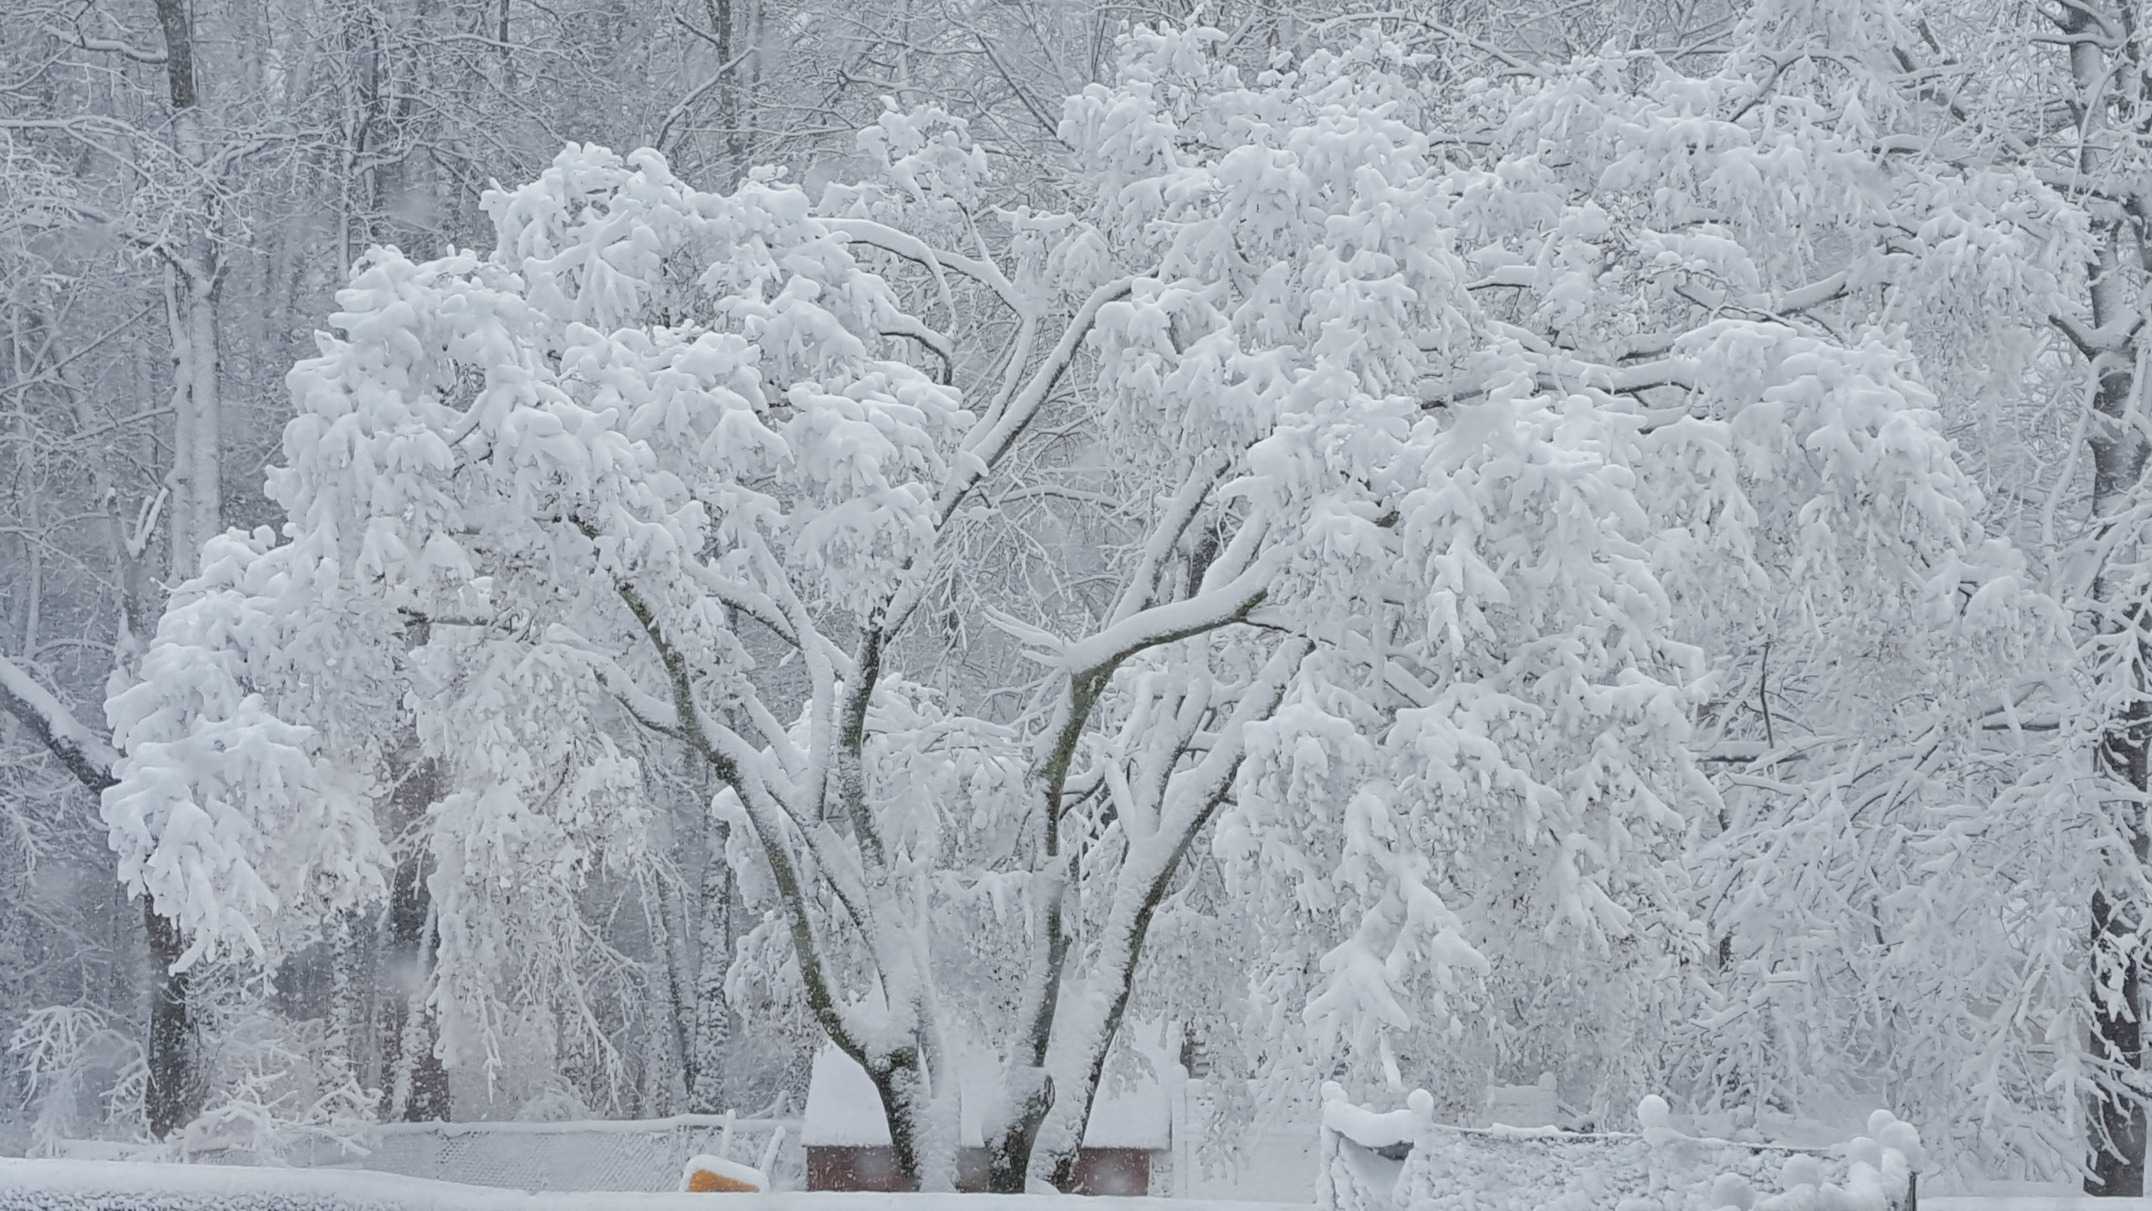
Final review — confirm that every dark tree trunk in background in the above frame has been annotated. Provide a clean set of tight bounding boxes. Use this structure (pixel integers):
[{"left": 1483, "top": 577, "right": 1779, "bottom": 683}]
[
  {"left": 2090, "top": 882, "right": 2147, "bottom": 1196},
  {"left": 378, "top": 743, "right": 448, "bottom": 1122},
  {"left": 2090, "top": 653, "right": 2150, "bottom": 1196},
  {"left": 144, "top": 902, "right": 198, "bottom": 1139},
  {"left": 2080, "top": 127, "right": 2149, "bottom": 1185},
  {"left": 378, "top": 849, "right": 449, "bottom": 1121}
]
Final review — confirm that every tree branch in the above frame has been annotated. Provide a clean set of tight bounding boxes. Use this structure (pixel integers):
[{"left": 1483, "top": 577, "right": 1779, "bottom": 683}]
[
  {"left": 45, "top": 23, "right": 168, "bottom": 64},
  {"left": 0, "top": 653, "right": 117, "bottom": 793}
]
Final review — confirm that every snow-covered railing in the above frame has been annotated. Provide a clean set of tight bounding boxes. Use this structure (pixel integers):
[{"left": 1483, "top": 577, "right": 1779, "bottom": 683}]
[{"left": 1317, "top": 1084, "right": 1921, "bottom": 1211}]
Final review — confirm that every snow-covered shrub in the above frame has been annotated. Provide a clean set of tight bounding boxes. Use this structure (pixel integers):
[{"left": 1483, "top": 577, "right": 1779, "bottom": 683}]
[
  {"left": 6, "top": 1008, "right": 144, "bottom": 1156},
  {"left": 176, "top": 987, "right": 375, "bottom": 1164}
]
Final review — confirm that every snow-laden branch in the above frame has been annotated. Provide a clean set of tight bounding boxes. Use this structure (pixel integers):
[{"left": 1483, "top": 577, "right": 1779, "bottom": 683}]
[
  {"left": 882, "top": 314, "right": 956, "bottom": 384},
  {"left": 1061, "top": 559, "right": 1275, "bottom": 677},
  {"left": 679, "top": 559, "right": 848, "bottom": 679},
  {"left": 826, "top": 216, "right": 1023, "bottom": 313},
  {"left": 876, "top": 273, "right": 1141, "bottom": 640},
  {"left": 606, "top": 574, "right": 875, "bottom": 1051},
  {"left": 44, "top": 23, "right": 169, "bottom": 64},
  {"left": 1106, "top": 449, "right": 1234, "bottom": 626},
  {"left": 944, "top": 275, "right": 1138, "bottom": 514},
  {"left": 0, "top": 652, "right": 117, "bottom": 793},
  {"left": 1032, "top": 637, "right": 1309, "bottom": 1169},
  {"left": 0, "top": 172, "right": 216, "bottom": 286}
]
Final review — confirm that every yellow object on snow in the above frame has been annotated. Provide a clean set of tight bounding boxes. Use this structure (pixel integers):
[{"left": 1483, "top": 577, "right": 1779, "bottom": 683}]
[{"left": 681, "top": 1153, "right": 765, "bottom": 1193}]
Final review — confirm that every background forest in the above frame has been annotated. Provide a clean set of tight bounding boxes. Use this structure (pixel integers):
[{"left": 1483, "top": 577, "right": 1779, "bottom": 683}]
[{"left": 2, "top": 0, "right": 2150, "bottom": 1197}]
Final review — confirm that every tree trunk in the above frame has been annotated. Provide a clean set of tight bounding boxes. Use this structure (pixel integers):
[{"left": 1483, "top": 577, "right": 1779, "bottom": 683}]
[
  {"left": 984, "top": 1069, "right": 1051, "bottom": 1193},
  {"left": 866, "top": 1052, "right": 954, "bottom": 1191},
  {"left": 2080, "top": 224, "right": 2149, "bottom": 1206},
  {"left": 2091, "top": 884, "right": 2147, "bottom": 1195},
  {"left": 635, "top": 932, "right": 682, "bottom": 1117},
  {"left": 143, "top": 902, "right": 198, "bottom": 1140},
  {"left": 178, "top": 281, "right": 221, "bottom": 571},
  {"left": 2066, "top": 0, "right": 2151, "bottom": 1189},
  {"left": 700, "top": 0, "right": 743, "bottom": 179},
  {"left": 2090, "top": 582, "right": 2149, "bottom": 1199},
  {"left": 151, "top": 0, "right": 222, "bottom": 580},
  {"left": 379, "top": 743, "right": 449, "bottom": 1122},
  {"left": 1034, "top": 824, "right": 1230, "bottom": 1189},
  {"left": 646, "top": 875, "right": 690, "bottom": 1116},
  {"left": 378, "top": 852, "right": 449, "bottom": 1121},
  {"left": 329, "top": 912, "right": 373, "bottom": 1094},
  {"left": 688, "top": 817, "right": 733, "bottom": 1114},
  {"left": 2081, "top": 437, "right": 2147, "bottom": 1200}
]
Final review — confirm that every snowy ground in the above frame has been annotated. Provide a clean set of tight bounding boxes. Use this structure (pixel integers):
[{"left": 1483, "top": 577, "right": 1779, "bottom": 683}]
[
  {"left": 1930, "top": 1202, "right": 2152, "bottom": 1211},
  {"left": 1915, "top": 1177, "right": 2152, "bottom": 1210},
  {"left": 1180, "top": 1130, "right": 1316, "bottom": 1203},
  {"left": 0, "top": 1157, "right": 1300, "bottom": 1210},
  {"left": 5, "top": 1155, "right": 2124, "bottom": 1211},
  {"left": 1927, "top": 1190, "right": 2152, "bottom": 1211}
]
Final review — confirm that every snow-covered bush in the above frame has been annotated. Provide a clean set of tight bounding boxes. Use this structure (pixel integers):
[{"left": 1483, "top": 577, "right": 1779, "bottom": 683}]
[
  {"left": 175, "top": 980, "right": 376, "bottom": 1164},
  {"left": 7, "top": 1008, "right": 144, "bottom": 1155}
]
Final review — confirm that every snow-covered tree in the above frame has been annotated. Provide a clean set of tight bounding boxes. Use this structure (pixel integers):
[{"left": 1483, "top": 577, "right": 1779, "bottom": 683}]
[
  {"left": 94, "top": 13, "right": 2065, "bottom": 1190},
  {"left": 1568, "top": 0, "right": 2152, "bottom": 1188},
  {"left": 1135, "top": 20, "right": 2069, "bottom": 1144}
]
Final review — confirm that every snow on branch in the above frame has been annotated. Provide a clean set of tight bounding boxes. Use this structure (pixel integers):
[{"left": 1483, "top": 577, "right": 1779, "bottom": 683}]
[{"left": 0, "top": 653, "right": 118, "bottom": 793}]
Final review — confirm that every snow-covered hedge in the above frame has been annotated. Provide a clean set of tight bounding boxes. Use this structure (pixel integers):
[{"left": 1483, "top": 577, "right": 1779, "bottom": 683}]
[{"left": 1318, "top": 1088, "right": 1920, "bottom": 1211}]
